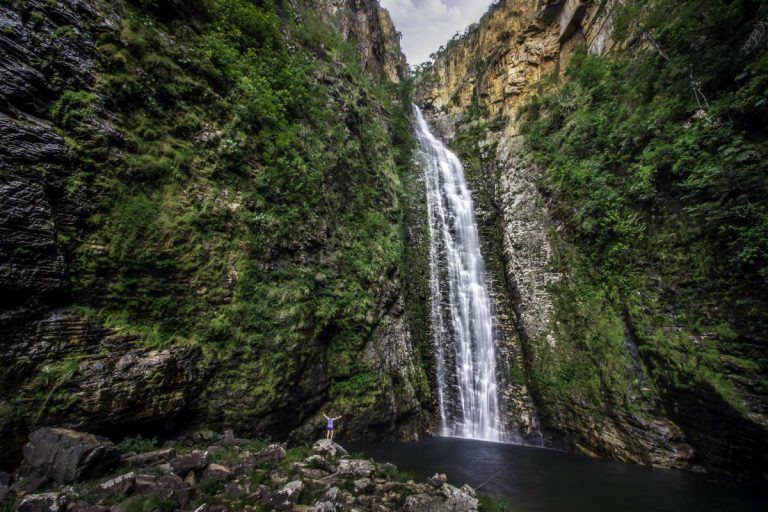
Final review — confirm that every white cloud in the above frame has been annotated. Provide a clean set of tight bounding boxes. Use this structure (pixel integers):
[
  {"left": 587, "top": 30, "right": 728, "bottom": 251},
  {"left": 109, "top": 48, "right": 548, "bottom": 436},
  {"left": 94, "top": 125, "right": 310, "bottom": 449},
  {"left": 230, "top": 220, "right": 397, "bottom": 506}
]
[{"left": 380, "top": 0, "right": 494, "bottom": 64}]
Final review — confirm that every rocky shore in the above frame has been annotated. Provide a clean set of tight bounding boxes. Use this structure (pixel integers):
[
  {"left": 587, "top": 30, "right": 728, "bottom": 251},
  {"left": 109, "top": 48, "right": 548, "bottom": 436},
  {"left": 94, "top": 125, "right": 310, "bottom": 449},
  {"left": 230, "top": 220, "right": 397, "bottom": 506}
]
[{"left": 1, "top": 428, "right": 481, "bottom": 512}]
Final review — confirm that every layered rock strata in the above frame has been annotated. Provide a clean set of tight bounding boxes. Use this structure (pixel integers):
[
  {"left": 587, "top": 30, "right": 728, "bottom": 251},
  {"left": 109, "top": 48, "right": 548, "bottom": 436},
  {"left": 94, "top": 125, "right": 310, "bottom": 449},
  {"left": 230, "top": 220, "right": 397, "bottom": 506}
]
[{"left": 414, "top": 0, "right": 701, "bottom": 471}]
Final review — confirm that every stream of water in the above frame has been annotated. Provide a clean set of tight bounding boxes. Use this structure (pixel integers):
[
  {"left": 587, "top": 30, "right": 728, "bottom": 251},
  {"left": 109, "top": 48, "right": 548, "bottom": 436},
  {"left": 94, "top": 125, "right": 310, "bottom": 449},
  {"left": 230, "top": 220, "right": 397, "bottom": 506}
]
[{"left": 414, "top": 105, "right": 503, "bottom": 442}]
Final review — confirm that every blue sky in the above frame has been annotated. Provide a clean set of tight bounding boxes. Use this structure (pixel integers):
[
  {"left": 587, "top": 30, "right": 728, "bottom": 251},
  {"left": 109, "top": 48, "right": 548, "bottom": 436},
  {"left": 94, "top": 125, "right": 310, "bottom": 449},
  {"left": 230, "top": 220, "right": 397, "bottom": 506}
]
[{"left": 380, "top": 0, "right": 494, "bottom": 64}]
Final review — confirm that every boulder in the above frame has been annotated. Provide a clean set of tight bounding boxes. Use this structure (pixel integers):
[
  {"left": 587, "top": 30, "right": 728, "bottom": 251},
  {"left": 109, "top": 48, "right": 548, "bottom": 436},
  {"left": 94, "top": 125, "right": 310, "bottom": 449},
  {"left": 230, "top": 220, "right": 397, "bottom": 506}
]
[
  {"left": 428, "top": 473, "right": 448, "bottom": 488},
  {"left": 255, "top": 443, "right": 286, "bottom": 462},
  {"left": 337, "top": 459, "right": 375, "bottom": 478},
  {"left": 133, "top": 474, "right": 159, "bottom": 493},
  {"left": 201, "top": 463, "right": 232, "bottom": 483},
  {"left": 96, "top": 472, "right": 135, "bottom": 499},
  {"left": 123, "top": 448, "right": 175, "bottom": 466},
  {"left": 22, "top": 428, "right": 119, "bottom": 483},
  {"left": 16, "top": 492, "right": 65, "bottom": 512},
  {"left": 267, "top": 480, "right": 303, "bottom": 510},
  {"left": 155, "top": 473, "right": 193, "bottom": 506},
  {"left": 403, "top": 483, "right": 479, "bottom": 512},
  {"left": 184, "top": 430, "right": 219, "bottom": 446},
  {"left": 10, "top": 471, "right": 49, "bottom": 493},
  {"left": 233, "top": 455, "right": 258, "bottom": 476},
  {"left": 169, "top": 450, "right": 211, "bottom": 476},
  {"left": 353, "top": 477, "right": 374, "bottom": 495},
  {"left": 322, "top": 486, "right": 344, "bottom": 505},
  {"left": 313, "top": 501, "right": 337, "bottom": 512},
  {"left": 378, "top": 462, "right": 397, "bottom": 474},
  {"left": 312, "top": 440, "right": 348, "bottom": 460},
  {"left": 220, "top": 430, "right": 245, "bottom": 446},
  {"left": 304, "top": 454, "right": 336, "bottom": 472},
  {"left": 224, "top": 481, "right": 245, "bottom": 499}
]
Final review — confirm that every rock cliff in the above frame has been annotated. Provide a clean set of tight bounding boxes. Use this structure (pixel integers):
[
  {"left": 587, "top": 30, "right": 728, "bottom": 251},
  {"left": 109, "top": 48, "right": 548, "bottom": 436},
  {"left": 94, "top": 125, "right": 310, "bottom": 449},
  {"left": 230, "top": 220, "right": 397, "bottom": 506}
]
[
  {"left": 415, "top": 0, "right": 768, "bottom": 480},
  {"left": 0, "top": 0, "right": 430, "bottom": 470}
]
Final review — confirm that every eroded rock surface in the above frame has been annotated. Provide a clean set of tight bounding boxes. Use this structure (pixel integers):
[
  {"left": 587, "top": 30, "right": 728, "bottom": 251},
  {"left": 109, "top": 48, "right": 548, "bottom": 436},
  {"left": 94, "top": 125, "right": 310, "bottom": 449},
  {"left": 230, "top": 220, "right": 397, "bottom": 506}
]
[{"left": 22, "top": 428, "right": 119, "bottom": 483}]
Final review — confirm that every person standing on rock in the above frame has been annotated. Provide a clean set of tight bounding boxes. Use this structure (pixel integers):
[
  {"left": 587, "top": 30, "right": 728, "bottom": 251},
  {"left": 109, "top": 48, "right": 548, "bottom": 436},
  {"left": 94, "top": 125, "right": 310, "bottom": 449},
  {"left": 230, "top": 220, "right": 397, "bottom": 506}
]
[{"left": 323, "top": 413, "right": 342, "bottom": 440}]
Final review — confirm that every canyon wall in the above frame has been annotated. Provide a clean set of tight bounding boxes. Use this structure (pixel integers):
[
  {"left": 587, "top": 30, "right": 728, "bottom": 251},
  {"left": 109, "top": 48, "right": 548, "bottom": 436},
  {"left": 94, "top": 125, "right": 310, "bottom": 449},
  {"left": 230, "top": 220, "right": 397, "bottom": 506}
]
[
  {"left": 415, "top": 0, "right": 768, "bottom": 479},
  {"left": 0, "top": 0, "right": 432, "bottom": 470}
]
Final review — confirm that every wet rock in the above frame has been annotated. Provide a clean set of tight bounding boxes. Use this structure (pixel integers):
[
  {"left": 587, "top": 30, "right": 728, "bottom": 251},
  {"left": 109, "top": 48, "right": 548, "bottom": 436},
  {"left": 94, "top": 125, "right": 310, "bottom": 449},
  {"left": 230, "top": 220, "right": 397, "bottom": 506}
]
[
  {"left": 266, "top": 480, "right": 303, "bottom": 510},
  {"left": 16, "top": 492, "right": 65, "bottom": 512},
  {"left": 22, "top": 428, "right": 119, "bottom": 483},
  {"left": 305, "top": 454, "right": 336, "bottom": 472},
  {"left": 337, "top": 459, "right": 375, "bottom": 478},
  {"left": 312, "top": 440, "right": 348, "bottom": 459},
  {"left": 123, "top": 448, "right": 175, "bottom": 466},
  {"left": 201, "top": 463, "right": 232, "bottom": 483},
  {"left": 170, "top": 450, "right": 211, "bottom": 476},
  {"left": 96, "top": 472, "right": 134, "bottom": 499}
]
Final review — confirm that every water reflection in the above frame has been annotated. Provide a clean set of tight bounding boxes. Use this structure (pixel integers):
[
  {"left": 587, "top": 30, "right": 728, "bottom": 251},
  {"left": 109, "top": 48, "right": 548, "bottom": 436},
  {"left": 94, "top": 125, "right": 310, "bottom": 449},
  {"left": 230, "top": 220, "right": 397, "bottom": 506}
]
[{"left": 349, "top": 437, "right": 768, "bottom": 512}]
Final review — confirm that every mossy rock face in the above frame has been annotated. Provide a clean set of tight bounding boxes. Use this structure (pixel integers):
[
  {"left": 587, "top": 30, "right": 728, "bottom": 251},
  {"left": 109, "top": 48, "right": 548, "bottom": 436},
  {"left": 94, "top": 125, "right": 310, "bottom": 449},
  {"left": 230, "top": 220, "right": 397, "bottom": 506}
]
[
  {"left": 414, "top": 0, "right": 768, "bottom": 479},
  {"left": 0, "top": 0, "right": 432, "bottom": 457}
]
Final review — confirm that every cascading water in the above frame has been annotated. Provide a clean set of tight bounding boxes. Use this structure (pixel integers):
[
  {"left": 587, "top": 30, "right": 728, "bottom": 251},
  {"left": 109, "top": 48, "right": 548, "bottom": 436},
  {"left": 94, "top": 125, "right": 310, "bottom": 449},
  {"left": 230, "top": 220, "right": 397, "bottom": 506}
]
[{"left": 413, "top": 105, "right": 504, "bottom": 442}]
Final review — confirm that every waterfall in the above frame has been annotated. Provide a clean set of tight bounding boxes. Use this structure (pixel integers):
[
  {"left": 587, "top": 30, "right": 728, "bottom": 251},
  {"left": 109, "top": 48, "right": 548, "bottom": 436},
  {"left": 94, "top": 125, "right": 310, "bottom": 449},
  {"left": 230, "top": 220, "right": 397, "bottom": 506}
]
[{"left": 413, "top": 105, "right": 504, "bottom": 443}]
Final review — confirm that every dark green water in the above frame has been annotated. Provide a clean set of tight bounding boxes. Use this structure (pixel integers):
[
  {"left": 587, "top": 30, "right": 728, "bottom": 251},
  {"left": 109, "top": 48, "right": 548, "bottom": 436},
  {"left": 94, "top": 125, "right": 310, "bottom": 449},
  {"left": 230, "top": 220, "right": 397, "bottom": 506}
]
[{"left": 348, "top": 437, "right": 768, "bottom": 512}]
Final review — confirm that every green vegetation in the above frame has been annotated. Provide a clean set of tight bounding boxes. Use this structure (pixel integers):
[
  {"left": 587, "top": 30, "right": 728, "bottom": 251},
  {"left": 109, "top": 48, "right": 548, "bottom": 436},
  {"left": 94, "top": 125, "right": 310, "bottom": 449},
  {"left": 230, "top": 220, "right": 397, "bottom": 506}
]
[
  {"left": 478, "top": 493, "right": 512, "bottom": 512},
  {"left": 518, "top": 0, "right": 768, "bottom": 424},
  {"left": 118, "top": 435, "right": 158, "bottom": 454},
  {"left": 7, "top": 0, "right": 430, "bottom": 436}
]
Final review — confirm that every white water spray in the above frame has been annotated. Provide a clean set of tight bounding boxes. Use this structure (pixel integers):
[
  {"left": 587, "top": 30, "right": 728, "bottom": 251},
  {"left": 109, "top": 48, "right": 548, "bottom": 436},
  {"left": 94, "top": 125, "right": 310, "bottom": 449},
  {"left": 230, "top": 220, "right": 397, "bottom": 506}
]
[{"left": 414, "top": 105, "right": 503, "bottom": 442}]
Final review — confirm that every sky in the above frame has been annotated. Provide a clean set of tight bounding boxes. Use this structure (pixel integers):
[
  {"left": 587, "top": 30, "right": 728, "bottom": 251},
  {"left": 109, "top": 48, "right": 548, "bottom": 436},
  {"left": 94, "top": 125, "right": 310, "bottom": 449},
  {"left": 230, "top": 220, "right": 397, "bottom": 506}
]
[{"left": 380, "top": 0, "right": 495, "bottom": 65}]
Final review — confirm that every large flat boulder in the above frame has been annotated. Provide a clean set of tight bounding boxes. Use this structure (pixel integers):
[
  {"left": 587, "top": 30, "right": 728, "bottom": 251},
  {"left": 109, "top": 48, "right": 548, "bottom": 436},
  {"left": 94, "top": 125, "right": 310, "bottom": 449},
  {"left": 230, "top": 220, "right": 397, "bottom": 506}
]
[
  {"left": 22, "top": 428, "right": 119, "bottom": 483},
  {"left": 312, "top": 439, "right": 348, "bottom": 460}
]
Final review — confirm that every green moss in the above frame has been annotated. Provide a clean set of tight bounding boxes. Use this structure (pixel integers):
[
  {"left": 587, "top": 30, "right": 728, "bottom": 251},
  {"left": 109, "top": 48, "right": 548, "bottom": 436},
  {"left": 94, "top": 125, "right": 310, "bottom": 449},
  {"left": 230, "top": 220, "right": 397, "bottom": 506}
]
[
  {"left": 14, "top": 0, "right": 425, "bottom": 435},
  {"left": 478, "top": 494, "right": 512, "bottom": 512},
  {"left": 517, "top": 0, "right": 768, "bottom": 423},
  {"left": 117, "top": 435, "right": 158, "bottom": 454}
]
